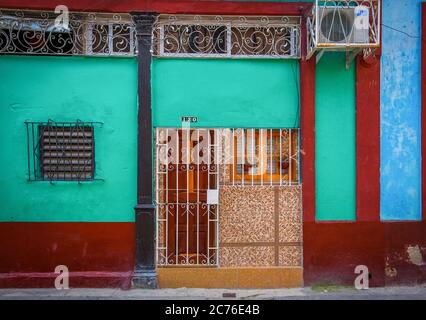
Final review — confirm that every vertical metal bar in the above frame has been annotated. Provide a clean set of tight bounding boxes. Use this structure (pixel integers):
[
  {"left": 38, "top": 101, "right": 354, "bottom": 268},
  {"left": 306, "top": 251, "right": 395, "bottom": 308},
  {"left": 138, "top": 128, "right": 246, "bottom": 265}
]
[
  {"left": 207, "top": 130, "right": 211, "bottom": 190},
  {"left": 270, "top": 129, "right": 273, "bottom": 186},
  {"left": 175, "top": 129, "right": 179, "bottom": 264},
  {"left": 155, "top": 129, "right": 159, "bottom": 265},
  {"left": 215, "top": 129, "right": 220, "bottom": 266},
  {"left": 315, "top": 0, "right": 319, "bottom": 45},
  {"left": 251, "top": 128, "right": 254, "bottom": 186},
  {"left": 81, "top": 124, "right": 85, "bottom": 179},
  {"left": 77, "top": 124, "right": 80, "bottom": 179},
  {"left": 260, "top": 129, "right": 263, "bottom": 186},
  {"left": 232, "top": 128, "right": 235, "bottom": 186},
  {"left": 207, "top": 129, "right": 211, "bottom": 265},
  {"left": 280, "top": 129, "right": 282, "bottom": 186},
  {"left": 186, "top": 128, "right": 190, "bottom": 265},
  {"left": 91, "top": 124, "right": 95, "bottom": 179},
  {"left": 242, "top": 129, "right": 245, "bottom": 186},
  {"left": 108, "top": 22, "right": 113, "bottom": 54},
  {"left": 289, "top": 129, "right": 292, "bottom": 185},
  {"left": 31, "top": 124, "right": 36, "bottom": 181},
  {"left": 196, "top": 129, "right": 200, "bottom": 265},
  {"left": 40, "top": 125, "right": 45, "bottom": 181},
  {"left": 69, "top": 123, "right": 72, "bottom": 180},
  {"left": 165, "top": 129, "right": 169, "bottom": 265},
  {"left": 130, "top": 25, "right": 135, "bottom": 55},
  {"left": 26, "top": 123, "right": 30, "bottom": 181},
  {"left": 86, "top": 23, "right": 93, "bottom": 55},
  {"left": 159, "top": 25, "right": 165, "bottom": 55},
  {"left": 75, "top": 123, "right": 78, "bottom": 181},
  {"left": 297, "top": 128, "right": 301, "bottom": 184},
  {"left": 61, "top": 124, "right": 64, "bottom": 180},
  {"left": 296, "top": 26, "right": 300, "bottom": 57},
  {"left": 226, "top": 22, "right": 232, "bottom": 57}
]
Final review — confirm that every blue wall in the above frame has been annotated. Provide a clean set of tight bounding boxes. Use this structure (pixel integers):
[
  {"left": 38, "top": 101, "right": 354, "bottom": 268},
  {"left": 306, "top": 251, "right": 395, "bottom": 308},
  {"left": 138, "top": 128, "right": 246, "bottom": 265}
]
[{"left": 380, "top": 0, "right": 422, "bottom": 220}]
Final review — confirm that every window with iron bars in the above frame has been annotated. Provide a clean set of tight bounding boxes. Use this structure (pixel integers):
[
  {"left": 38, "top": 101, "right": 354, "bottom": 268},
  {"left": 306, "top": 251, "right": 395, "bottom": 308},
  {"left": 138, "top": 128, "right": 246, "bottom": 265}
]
[
  {"left": 25, "top": 121, "right": 102, "bottom": 182},
  {"left": 153, "top": 15, "right": 301, "bottom": 59},
  {"left": 0, "top": 9, "right": 136, "bottom": 56},
  {"left": 222, "top": 128, "right": 300, "bottom": 186}
]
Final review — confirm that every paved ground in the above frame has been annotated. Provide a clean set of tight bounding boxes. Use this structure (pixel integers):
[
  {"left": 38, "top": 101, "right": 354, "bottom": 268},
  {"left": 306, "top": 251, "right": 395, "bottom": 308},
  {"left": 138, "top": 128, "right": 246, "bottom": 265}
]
[{"left": 0, "top": 285, "right": 425, "bottom": 300}]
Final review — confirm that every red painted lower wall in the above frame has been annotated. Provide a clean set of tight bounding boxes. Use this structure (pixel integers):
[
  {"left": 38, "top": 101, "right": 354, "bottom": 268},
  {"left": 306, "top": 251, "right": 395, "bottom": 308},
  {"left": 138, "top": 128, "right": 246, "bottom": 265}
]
[
  {"left": 0, "top": 222, "right": 135, "bottom": 288},
  {"left": 1, "top": 222, "right": 425, "bottom": 288},
  {"left": 304, "top": 222, "right": 426, "bottom": 287}
]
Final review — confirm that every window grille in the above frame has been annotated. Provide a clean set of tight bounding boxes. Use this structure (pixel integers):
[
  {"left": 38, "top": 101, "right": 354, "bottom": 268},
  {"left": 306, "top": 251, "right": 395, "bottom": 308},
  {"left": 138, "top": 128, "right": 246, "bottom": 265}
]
[
  {"left": 153, "top": 15, "right": 301, "bottom": 59},
  {"left": 25, "top": 120, "right": 102, "bottom": 182},
  {"left": 0, "top": 9, "right": 136, "bottom": 56},
  {"left": 222, "top": 128, "right": 300, "bottom": 186}
]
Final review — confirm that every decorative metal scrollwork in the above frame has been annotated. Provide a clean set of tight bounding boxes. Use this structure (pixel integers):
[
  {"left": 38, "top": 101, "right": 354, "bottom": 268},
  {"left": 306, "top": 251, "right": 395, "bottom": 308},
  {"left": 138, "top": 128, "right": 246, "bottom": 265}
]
[
  {"left": 153, "top": 15, "right": 301, "bottom": 59},
  {"left": 0, "top": 9, "right": 136, "bottom": 56}
]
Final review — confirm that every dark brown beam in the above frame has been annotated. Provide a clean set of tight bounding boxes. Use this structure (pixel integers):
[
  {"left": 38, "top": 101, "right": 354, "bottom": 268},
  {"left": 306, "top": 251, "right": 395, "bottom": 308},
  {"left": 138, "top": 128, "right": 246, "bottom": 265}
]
[{"left": 131, "top": 12, "right": 158, "bottom": 289}]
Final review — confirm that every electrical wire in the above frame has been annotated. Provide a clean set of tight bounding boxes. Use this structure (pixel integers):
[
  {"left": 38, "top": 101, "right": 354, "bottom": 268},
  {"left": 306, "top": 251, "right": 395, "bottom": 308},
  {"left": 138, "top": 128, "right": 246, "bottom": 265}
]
[{"left": 382, "top": 23, "right": 421, "bottom": 39}]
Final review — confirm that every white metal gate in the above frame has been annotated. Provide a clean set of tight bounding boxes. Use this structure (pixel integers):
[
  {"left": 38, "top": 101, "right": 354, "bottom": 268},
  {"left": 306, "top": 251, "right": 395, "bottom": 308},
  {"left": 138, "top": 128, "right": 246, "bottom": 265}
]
[{"left": 155, "top": 128, "right": 220, "bottom": 266}]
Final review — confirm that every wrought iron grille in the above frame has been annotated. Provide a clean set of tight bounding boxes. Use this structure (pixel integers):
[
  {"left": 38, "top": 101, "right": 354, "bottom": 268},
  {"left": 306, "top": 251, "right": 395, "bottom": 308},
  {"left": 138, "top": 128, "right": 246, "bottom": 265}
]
[
  {"left": 220, "top": 128, "right": 300, "bottom": 187},
  {"left": 153, "top": 15, "right": 301, "bottom": 59},
  {"left": 307, "top": 0, "right": 381, "bottom": 59},
  {"left": 0, "top": 9, "right": 136, "bottom": 56},
  {"left": 25, "top": 121, "right": 102, "bottom": 182},
  {"left": 155, "top": 128, "right": 220, "bottom": 266}
]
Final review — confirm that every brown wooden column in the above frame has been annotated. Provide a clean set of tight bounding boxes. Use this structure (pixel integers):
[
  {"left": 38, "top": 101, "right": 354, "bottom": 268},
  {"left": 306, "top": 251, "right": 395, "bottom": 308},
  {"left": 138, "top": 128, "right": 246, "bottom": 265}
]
[{"left": 131, "top": 12, "right": 158, "bottom": 289}]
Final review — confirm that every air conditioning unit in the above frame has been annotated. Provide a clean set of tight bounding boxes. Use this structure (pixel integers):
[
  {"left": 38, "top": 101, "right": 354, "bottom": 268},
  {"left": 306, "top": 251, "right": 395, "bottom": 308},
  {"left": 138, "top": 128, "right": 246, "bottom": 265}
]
[{"left": 319, "top": 6, "right": 369, "bottom": 44}]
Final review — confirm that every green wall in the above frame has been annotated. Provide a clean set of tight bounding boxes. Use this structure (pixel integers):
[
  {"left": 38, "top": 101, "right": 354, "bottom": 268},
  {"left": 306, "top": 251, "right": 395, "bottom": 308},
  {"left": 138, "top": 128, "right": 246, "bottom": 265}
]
[
  {"left": 0, "top": 55, "right": 138, "bottom": 222},
  {"left": 315, "top": 53, "right": 356, "bottom": 221},
  {"left": 152, "top": 58, "right": 300, "bottom": 128}
]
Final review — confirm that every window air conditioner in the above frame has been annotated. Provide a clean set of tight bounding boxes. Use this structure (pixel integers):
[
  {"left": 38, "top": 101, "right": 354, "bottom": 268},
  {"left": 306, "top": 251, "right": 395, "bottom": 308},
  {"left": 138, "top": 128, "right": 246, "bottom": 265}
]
[{"left": 319, "top": 6, "right": 369, "bottom": 44}]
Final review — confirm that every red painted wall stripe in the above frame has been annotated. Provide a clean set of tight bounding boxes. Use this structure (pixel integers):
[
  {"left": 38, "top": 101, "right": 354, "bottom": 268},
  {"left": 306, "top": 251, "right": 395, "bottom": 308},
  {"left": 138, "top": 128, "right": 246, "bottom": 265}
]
[
  {"left": 0, "top": 222, "right": 135, "bottom": 288},
  {"left": 422, "top": 3, "right": 426, "bottom": 221},
  {"left": 355, "top": 53, "right": 381, "bottom": 221},
  {"left": 300, "top": 13, "right": 316, "bottom": 222},
  {"left": 304, "top": 221, "right": 426, "bottom": 286},
  {"left": 0, "top": 222, "right": 134, "bottom": 272},
  {"left": 0, "top": 0, "right": 311, "bottom": 15},
  {"left": 304, "top": 221, "right": 386, "bottom": 287}
]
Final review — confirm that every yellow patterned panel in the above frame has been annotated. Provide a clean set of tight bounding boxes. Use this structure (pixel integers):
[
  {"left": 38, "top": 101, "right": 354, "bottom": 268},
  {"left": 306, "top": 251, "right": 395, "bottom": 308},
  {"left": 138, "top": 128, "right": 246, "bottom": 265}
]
[
  {"left": 220, "top": 246, "right": 275, "bottom": 267},
  {"left": 219, "top": 186, "right": 275, "bottom": 243}
]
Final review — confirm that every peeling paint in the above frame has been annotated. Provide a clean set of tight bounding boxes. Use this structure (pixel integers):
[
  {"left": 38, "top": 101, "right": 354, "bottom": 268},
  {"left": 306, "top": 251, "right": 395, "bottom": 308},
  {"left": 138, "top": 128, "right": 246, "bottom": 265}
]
[
  {"left": 380, "top": 0, "right": 422, "bottom": 221},
  {"left": 385, "top": 257, "right": 398, "bottom": 278},
  {"left": 406, "top": 245, "right": 425, "bottom": 266}
]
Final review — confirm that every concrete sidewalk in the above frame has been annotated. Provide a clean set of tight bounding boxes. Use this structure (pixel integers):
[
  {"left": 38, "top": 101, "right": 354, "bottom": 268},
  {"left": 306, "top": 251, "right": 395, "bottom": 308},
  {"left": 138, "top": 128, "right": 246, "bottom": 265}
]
[{"left": 0, "top": 285, "right": 425, "bottom": 300}]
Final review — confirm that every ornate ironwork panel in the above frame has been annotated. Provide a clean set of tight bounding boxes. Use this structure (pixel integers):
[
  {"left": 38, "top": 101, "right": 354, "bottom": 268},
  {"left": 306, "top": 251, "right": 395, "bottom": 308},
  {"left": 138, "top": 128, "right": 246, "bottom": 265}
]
[
  {"left": 0, "top": 9, "right": 136, "bottom": 56},
  {"left": 153, "top": 15, "right": 301, "bottom": 59},
  {"left": 155, "top": 128, "right": 220, "bottom": 266}
]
